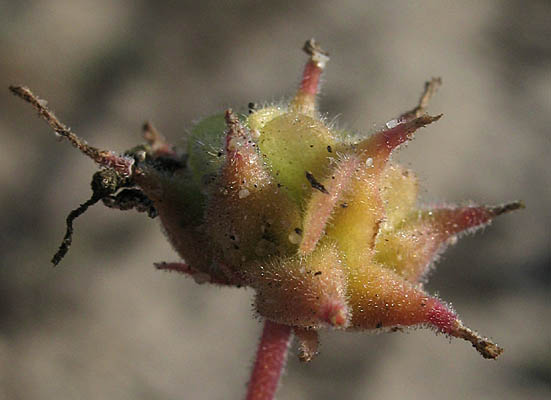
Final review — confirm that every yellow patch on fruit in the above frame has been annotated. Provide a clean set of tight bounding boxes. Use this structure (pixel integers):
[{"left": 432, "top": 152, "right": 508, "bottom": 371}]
[{"left": 258, "top": 112, "right": 337, "bottom": 203}]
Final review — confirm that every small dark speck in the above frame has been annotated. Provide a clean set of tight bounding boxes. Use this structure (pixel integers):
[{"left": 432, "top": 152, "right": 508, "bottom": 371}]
[
  {"left": 376, "top": 322, "right": 383, "bottom": 329},
  {"left": 306, "top": 171, "right": 329, "bottom": 194},
  {"left": 294, "top": 227, "right": 303, "bottom": 235},
  {"left": 327, "top": 145, "right": 332, "bottom": 153},
  {"left": 217, "top": 152, "right": 223, "bottom": 157},
  {"left": 314, "top": 271, "right": 322, "bottom": 276},
  {"left": 340, "top": 202, "right": 348, "bottom": 208},
  {"left": 248, "top": 102, "right": 256, "bottom": 114},
  {"left": 309, "top": 144, "right": 314, "bottom": 148}
]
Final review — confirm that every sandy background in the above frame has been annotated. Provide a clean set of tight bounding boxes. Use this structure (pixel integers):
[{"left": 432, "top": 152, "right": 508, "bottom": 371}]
[{"left": 1, "top": 1, "right": 549, "bottom": 399}]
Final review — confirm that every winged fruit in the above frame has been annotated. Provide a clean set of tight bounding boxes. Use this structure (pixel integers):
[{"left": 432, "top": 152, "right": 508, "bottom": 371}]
[{"left": 10, "top": 39, "right": 523, "bottom": 400}]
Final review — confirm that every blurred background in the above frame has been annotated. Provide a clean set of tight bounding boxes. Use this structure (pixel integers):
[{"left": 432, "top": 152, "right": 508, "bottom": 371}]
[{"left": 1, "top": 1, "right": 549, "bottom": 399}]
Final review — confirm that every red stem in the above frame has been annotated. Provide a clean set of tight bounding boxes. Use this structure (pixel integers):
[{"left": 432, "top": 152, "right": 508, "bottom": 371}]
[{"left": 246, "top": 320, "right": 293, "bottom": 400}]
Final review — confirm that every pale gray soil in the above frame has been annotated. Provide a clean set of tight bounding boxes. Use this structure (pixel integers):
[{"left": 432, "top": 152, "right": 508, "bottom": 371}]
[{"left": 1, "top": 1, "right": 549, "bottom": 399}]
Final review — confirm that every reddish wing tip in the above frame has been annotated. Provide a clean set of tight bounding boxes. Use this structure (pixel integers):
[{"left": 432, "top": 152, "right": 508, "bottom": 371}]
[
  {"left": 357, "top": 114, "right": 442, "bottom": 170},
  {"left": 319, "top": 298, "right": 349, "bottom": 328},
  {"left": 426, "top": 300, "right": 503, "bottom": 360}
]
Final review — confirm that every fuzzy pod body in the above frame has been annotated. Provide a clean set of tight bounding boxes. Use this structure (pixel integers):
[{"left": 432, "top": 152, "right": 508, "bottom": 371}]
[
  {"left": 12, "top": 40, "right": 522, "bottom": 361},
  {"left": 121, "top": 43, "right": 520, "bottom": 360}
]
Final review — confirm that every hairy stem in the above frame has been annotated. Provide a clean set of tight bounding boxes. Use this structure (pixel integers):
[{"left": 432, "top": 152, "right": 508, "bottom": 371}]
[
  {"left": 9, "top": 85, "right": 135, "bottom": 177},
  {"left": 246, "top": 320, "right": 293, "bottom": 400}
]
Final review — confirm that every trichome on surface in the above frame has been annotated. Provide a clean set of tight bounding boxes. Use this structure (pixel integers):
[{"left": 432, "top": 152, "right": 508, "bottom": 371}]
[{"left": 10, "top": 40, "right": 524, "bottom": 367}]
